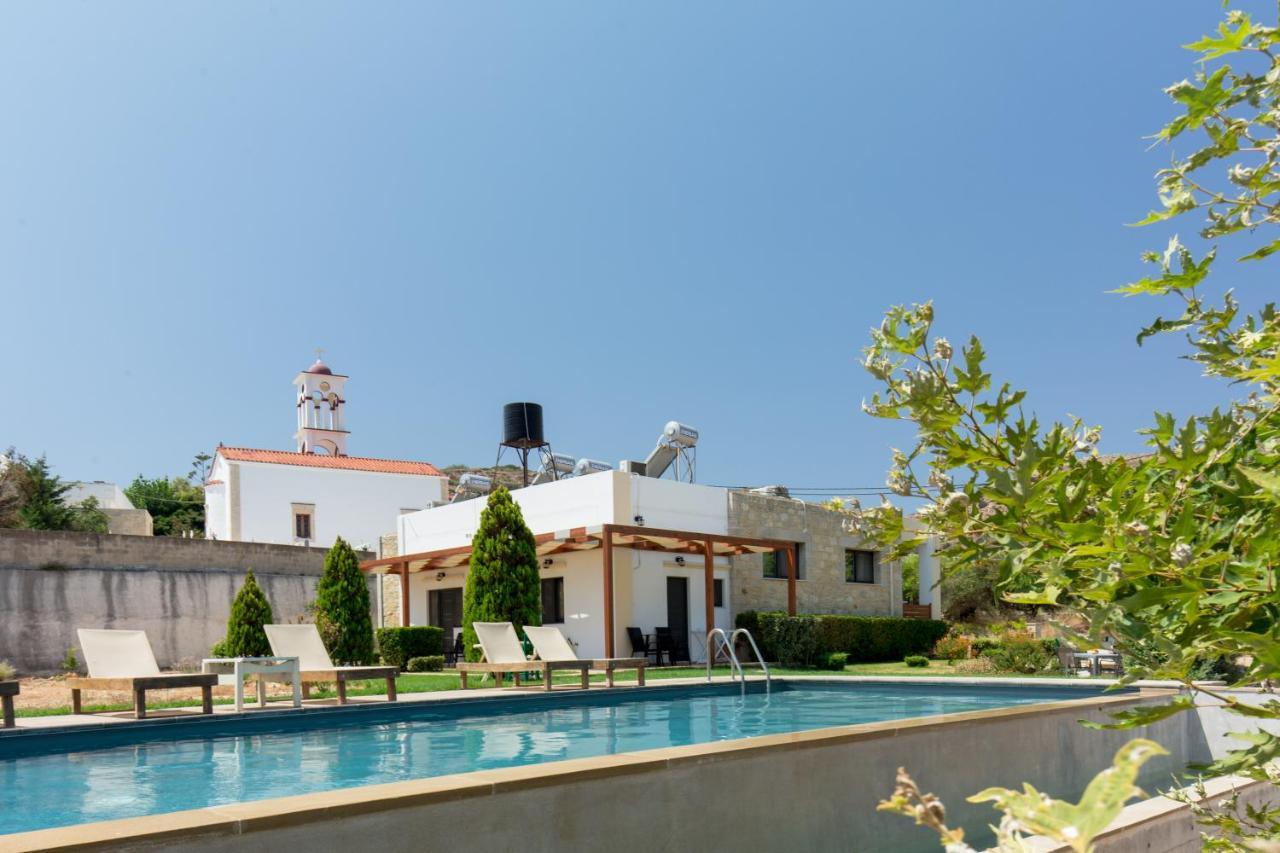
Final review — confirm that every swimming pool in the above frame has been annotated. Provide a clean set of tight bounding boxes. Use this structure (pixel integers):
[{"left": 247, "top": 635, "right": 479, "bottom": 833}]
[{"left": 0, "top": 680, "right": 1128, "bottom": 837}]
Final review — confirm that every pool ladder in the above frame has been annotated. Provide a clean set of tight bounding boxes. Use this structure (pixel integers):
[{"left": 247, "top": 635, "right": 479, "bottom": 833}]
[{"left": 706, "top": 628, "right": 771, "bottom": 694}]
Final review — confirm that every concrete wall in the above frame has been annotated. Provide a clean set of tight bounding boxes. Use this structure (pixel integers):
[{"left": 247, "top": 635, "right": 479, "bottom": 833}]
[
  {"left": 0, "top": 529, "right": 375, "bottom": 674},
  {"left": 728, "top": 490, "right": 900, "bottom": 619}
]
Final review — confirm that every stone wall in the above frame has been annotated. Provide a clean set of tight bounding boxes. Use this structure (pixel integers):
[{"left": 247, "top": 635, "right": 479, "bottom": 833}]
[
  {"left": 379, "top": 533, "right": 401, "bottom": 627},
  {"left": 102, "top": 508, "right": 153, "bottom": 537},
  {"left": 727, "top": 491, "right": 901, "bottom": 619},
  {"left": 0, "top": 529, "right": 375, "bottom": 674}
]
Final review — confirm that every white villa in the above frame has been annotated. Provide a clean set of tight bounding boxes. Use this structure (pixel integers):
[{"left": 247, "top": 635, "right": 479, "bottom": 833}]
[
  {"left": 362, "top": 470, "right": 940, "bottom": 662},
  {"left": 204, "top": 358, "right": 450, "bottom": 550}
]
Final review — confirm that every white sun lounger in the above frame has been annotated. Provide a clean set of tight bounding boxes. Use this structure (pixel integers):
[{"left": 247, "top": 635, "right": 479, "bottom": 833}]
[
  {"left": 69, "top": 629, "right": 218, "bottom": 719},
  {"left": 457, "top": 622, "right": 590, "bottom": 691},
  {"left": 524, "top": 625, "right": 647, "bottom": 687},
  {"left": 264, "top": 624, "right": 399, "bottom": 704}
]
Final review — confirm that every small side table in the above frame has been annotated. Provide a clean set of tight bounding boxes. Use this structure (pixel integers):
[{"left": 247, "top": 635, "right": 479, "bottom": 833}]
[
  {"left": 0, "top": 681, "right": 18, "bottom": 728},
  {"left": 201, "top": 657, "right": 301, "bottom": 712}
]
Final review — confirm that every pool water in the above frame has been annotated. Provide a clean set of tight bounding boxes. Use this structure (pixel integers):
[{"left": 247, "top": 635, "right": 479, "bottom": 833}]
[{"left": 0, "top": 680, "right": 1118, "bottom": 836}]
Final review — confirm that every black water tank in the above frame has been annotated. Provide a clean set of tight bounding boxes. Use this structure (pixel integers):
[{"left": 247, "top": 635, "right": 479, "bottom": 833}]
[{"left": 503, "top": 402, "right": 545, "bottom": 447}]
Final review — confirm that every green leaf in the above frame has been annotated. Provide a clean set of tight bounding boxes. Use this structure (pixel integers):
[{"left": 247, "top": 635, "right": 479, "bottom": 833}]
[
  {"left": 1183, "top": 15, "right": 1256, "bottom": 61},
  {"left": 1080, "top": 695, "right": 1195, "bottom": 730}
]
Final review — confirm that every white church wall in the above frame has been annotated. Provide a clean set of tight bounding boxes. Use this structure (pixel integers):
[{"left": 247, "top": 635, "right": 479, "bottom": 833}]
[{"left": 234, "top": 462, "right": 446, "bottom": 550}]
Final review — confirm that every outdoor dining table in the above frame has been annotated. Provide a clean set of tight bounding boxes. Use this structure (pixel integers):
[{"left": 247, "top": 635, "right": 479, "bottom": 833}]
[{"left": 201, "top": 656, "right": 302, "bottom": 712}]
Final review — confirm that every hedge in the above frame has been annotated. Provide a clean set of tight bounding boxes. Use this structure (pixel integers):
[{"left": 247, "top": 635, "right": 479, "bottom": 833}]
[
  {"left": 736, "top": 610, "right": 949, "bottom": 666},
  {"left": 376, "top": 626, "right": 444, "bottom": 669}
]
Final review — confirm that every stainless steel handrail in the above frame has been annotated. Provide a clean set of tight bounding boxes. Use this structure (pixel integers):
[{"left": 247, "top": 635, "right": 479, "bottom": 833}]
[
  {"left": 729, "top": 628, "right": 771, "bottom": 691},
  {"left": 706, "top": 628, "right": 743, "bottom": 683}
]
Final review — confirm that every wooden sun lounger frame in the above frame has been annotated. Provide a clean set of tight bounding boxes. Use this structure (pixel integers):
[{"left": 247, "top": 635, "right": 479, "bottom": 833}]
[
  {"left": 583, "top": 657, "right": 647, "bottom": 687},
  {"left": 68, "top": 673, "right": 219, "bottom": 719},
  {"left": 457, "top": 659, "right": 591, "bottom": 691},
  {"left": 1, "top": 680, "right": 17, "bottom": 728},
  {"left": 297, "top": 666, "right": 400, "bottom": 704}
]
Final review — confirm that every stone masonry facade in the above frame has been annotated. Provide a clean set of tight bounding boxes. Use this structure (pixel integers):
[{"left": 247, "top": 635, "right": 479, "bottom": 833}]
[
  {"left": 380, "top": 532, "right": 401, "bottom": 627},
  {"left": 727, "top": 490, "right": 902, "bottom": 620}
]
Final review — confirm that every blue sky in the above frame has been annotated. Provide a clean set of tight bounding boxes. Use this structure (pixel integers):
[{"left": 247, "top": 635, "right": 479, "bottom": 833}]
[{"left": 1, "top": 2, "right": 1269, "bottom": 498}]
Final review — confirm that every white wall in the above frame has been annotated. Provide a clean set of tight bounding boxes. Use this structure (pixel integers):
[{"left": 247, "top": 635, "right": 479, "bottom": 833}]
[
  {"left": 397, "top": 471, "right": 734, "bottom": 661},
  {"left": 207, "top": 456, "right": 447, "bottom": 550},
  {"left": 400, "top": 471, "right": 623, "bottom": 555}
]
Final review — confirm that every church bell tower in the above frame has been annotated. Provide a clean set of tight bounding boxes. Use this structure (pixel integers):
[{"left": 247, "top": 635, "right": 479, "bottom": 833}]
[{"left": 294, "top": 351, "right": 349, "bottom": 455}]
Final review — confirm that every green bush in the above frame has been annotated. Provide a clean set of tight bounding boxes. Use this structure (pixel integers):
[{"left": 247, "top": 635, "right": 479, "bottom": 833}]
[
  {"left": 61, "top": 647, "right": 78, "bottom": 674},
  {"left": 314, "top": 537, "right": 375, "bottom": 665},
  {"left": 376, "top": 626, "right": 445, "bottom": 669},
  {"left": 979, "top": 638, "right": 1059, "bottom": 674},
  {"left": 740, "top": 611, "right": 948, "bottom": 665},
  {"left": 210, "top": 638, "right": 230, "bottom": 658},
  {"left": 406, "top": 655, "right": 445, "bottom": 673},
  {"left": 462, "top": 487, "right": 541, "bottom": 663},
  {"left": 218, "top": 570, "right": 274, "bottom": 658},
  {"left": 761, "top": 614, "right": 822, "bottom": 666},
  {"left": 904, "top": 655, "right": 929, "bottom": 668},
  {"left": 820, "top": 652, "right": 849, "bottom": 671},
  {"left": 0, "top": 660, "right": 14, "bottom": 680},
  {"left": 813, "top": 615, "right": 949, "bottom": 663}
]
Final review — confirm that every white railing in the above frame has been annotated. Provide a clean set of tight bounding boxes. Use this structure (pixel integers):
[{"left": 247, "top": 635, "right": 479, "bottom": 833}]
[{"left": 706, "top": 628, "right": 770, "bottom": 694}]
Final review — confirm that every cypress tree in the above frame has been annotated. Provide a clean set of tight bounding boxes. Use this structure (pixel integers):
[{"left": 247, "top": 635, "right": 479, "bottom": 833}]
[
  {"left": 462, "top": 486, "right": 541, "bottom": 662},
  {"left": 313, "top": 536, "right": 374, "bottom": 665},
  {"left": 222, "top": 570, "right": 274, "bottom": 657}
]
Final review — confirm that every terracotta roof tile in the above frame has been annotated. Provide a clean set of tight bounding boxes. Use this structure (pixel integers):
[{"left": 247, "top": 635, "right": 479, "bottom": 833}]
[{"left": 216, "top": 447, "right": 445, "bottom": 477}]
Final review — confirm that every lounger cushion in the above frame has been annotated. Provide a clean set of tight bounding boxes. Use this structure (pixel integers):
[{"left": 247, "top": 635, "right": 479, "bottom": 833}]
[
  {"left": 265, "top": 624, "right": 337, "bottom": 670},
  {"left": 77, "top": 629, "right": 162, "bottom": 678},
  {"left": 472, "top": 622, "right": 528, "bottom": 664}
]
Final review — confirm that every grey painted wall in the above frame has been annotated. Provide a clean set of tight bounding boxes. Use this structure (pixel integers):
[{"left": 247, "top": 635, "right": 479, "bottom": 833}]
[{"left": 0, "top": 530, "right": 375, "bottom": 673}]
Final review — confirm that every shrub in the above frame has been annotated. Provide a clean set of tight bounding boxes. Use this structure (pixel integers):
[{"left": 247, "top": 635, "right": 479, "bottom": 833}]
[
  {"left": 820, "top": 652, "right": 850, "bottom": 671},
  {"left": 1190, "top": 655, "right": 1246, "bottom": 683},
  {"left": 462, "top": 487, "right": 541, "bottom": 663},
  {"left": 219, "top": 570, "right": 274, "bottom": 658},
  {"left": 406, "top": 655, "right": 445, "bottom": 673},
  {"left": 759, "top": 614, "right": 822, "bottom": 666},
  {"left": 376, "top": 626, "right": 444, "bottom": 669},
  {"left": 61, "top": 647, "right": 78, "bottom": 674},
  {"left": 980, "top": 638, "right": 1059, "bottom": 674},
  {"left": 210, "top": 638, "right": 230, "bottom": 658},
  {"left": 314, "top": 537, "right": 375, "bottom": 665},
  {"left": 813, "top": 615, "right": 949, "bottom": 663},
  {"left": 904, "top": 655, "right": 929, "bottom": 668},
  {"left": 0, "top": 660, "right": 14, "bottom": 680},
  {"left": 932, "top": 633, "right": 970, "bottom": 661}
]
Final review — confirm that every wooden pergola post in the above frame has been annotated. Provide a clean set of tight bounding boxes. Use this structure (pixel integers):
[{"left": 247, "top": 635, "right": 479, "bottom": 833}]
[
  {"left": 602, "top": 527, "right": 614, "bottom": 657},
  {"left": 785, "top": 545, "right": 797, "bottom": 616},
  {"left": 399, "top": 562, "right": 410, "bottom": 627},
  {"left": 703, "top": 538, "right": 715, "bottom": 648}
]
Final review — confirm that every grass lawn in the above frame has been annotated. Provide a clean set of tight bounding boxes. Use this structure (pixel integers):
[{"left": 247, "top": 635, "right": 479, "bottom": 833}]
[{"left": 15, "top": 659, "right": 1081, "bottom": 717}]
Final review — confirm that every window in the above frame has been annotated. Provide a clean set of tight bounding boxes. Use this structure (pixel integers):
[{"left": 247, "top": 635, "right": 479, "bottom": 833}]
[
  {"left": 762, "top": 546, "right": 803, "bottom": 579},
  {"left": 291, "top": 503, "right": 315, "bottom": 542},
  {"left": 541, "top": 578, "right": 565, "bottom": 623},
  {"left": 713, "top": 578, "right": 724, "bottom": 608},
  {"left": 846, "top": 549, "right": 875, "bottom": 584}
]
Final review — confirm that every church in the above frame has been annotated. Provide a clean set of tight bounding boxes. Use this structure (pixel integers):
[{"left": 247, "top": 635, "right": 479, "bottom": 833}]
[{"left": 203, "top": 357, "right": 449, "bottom": 551}]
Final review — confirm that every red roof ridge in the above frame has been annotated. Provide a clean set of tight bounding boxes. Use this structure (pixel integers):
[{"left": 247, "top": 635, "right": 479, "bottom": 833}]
[{"left": 215, "top": 446, "right": 445, "bottom": 477}]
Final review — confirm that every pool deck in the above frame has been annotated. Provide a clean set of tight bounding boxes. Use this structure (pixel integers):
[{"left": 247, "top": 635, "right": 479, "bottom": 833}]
[{"left": 0, "top": 672, "right": 1182, "bottom": 734}]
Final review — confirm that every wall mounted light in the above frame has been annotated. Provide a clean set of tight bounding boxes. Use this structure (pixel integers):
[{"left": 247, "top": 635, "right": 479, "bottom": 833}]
[
  {"left": 435, "top": 571, "right": 446, "bottom": 581},
  {"left": 633, "top": 515, "right": 645, "bottom": 525},
  {"left": 674, "top": 556, "right": 685, "bottom": 566},
  {"left": 542, "top": 558, "right": 554, "bottom": 568}
]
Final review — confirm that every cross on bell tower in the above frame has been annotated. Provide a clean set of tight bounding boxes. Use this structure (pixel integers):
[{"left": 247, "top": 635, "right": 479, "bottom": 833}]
[{"left": 293, "top": 352, "right": 349, "bottom": 455}]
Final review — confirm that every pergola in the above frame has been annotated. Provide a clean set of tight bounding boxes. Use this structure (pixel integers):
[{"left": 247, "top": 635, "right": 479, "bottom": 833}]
[{"left": 359, "top": 523, "right": 799, "bottom": 657}]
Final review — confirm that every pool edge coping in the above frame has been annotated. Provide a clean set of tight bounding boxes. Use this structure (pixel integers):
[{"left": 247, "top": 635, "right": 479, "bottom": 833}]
[{"left": 0, "top": 682, "right": 1178, "bottom": 852}]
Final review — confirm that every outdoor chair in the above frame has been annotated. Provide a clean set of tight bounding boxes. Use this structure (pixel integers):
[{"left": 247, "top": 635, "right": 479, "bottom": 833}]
[
  {"left": 628, "top": 627, "right": 658, "bottom": 664},
  {"left": 457, "top": 622, "right": 590, "bottom": 690},
  {"left": 525, "top": 625, "right": 647, "bottom": 687},
  {"left": 264, "top": 624, "right": 399, "bottom": 704},
  {"left": 445, "top": 632, "right": 465, "bottom": 666},
  {"left": 654, "top": 627, "right": 676, "bottom": 667},
  {"left": 68, "top": 629, "right": 218, "bottom": 719}
]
